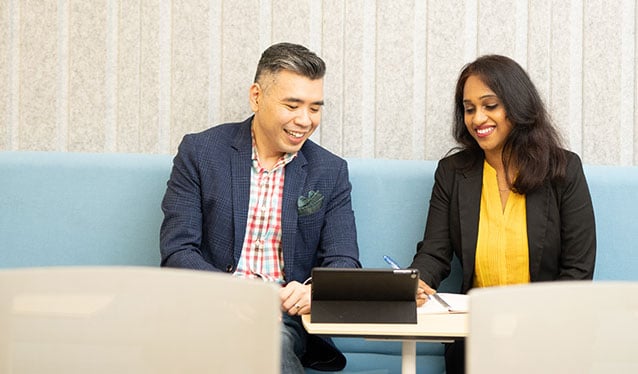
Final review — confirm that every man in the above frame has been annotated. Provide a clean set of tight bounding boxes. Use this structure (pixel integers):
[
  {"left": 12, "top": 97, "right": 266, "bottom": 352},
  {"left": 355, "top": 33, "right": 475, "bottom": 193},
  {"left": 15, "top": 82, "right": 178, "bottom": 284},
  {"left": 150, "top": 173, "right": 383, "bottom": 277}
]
[{"left": 160, "top": 42, "right": 361, "bottom": 373}]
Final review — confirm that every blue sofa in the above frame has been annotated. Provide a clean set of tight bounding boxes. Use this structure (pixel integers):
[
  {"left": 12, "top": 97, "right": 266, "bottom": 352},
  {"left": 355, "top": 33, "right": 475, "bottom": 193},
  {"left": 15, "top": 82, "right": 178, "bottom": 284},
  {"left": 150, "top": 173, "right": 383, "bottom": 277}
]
[{"left": 2, "top": 151, "right": 637, "bottom": 373}]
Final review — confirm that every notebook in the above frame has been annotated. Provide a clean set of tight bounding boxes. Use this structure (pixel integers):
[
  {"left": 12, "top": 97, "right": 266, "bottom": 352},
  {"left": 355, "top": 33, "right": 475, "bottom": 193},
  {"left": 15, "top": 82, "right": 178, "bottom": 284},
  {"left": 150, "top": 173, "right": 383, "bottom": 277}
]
[{"left": 310, "top": 268, "right": 419, "bottom": 324}]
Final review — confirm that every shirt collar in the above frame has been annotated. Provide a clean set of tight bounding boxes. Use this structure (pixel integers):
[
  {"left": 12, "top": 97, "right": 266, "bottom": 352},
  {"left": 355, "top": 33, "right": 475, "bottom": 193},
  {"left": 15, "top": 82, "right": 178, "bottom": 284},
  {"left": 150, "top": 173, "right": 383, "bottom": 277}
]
[{"left": 250, "top": 131, "right": 297, "bottom": 172}]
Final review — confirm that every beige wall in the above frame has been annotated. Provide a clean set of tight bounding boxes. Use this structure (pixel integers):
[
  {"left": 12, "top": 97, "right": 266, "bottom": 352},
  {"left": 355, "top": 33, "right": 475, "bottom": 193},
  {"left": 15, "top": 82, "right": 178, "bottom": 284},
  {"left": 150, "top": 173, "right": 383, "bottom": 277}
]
[{"left": 1, "top": 0, "right": 636, "bottom": 165}]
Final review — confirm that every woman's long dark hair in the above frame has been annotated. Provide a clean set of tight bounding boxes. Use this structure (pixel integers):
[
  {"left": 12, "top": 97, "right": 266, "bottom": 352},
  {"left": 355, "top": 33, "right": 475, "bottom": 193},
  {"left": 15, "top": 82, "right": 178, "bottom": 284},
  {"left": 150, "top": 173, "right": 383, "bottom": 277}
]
[{"left": 453, "top": 55, "right": 567, "bottom": 193}]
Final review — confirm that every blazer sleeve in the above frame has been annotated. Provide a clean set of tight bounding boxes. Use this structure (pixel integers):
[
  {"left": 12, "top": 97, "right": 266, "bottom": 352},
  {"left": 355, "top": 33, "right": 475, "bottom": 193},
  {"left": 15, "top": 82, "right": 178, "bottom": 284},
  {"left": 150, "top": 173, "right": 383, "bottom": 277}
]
[
  {"left": 555, "top": 153, "right": 596, "bottom": 280},
  {"left": 315, "top": 159, "right": 361, "bottom": 269},
  {"left": 409, "top": 159, "right": 457, "bottom": 289},
  {"left": 160, "top": 135, "right": 218, "bottom": 271}
]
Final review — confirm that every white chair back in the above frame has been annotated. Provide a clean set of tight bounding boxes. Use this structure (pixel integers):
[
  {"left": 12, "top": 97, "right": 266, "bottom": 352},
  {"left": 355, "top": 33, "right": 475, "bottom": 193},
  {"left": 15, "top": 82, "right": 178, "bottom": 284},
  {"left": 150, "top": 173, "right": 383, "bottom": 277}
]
[
  {"left": 467, "top": 281, "right": 638, "bottom": 374},
  {"left": 0, "top": 267, "right": 280, "bottom": 374}
]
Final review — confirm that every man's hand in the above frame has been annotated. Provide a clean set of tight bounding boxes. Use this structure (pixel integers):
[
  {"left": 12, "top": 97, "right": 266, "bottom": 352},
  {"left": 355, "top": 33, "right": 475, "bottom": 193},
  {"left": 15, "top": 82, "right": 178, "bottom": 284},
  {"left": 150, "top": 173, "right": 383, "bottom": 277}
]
[
  {"left": 416, "top": 279, "right": 436, "bottom": 307},
  {"left": 279, "top": 281, "right": 311, "bottom": 316}
]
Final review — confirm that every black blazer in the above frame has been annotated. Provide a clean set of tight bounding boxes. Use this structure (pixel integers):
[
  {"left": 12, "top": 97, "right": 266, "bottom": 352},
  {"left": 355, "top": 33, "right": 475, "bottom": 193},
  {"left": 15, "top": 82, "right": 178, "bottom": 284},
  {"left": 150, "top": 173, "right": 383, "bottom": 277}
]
[{"left": 410, "top": 150, "right": 596, "bottom": 293}]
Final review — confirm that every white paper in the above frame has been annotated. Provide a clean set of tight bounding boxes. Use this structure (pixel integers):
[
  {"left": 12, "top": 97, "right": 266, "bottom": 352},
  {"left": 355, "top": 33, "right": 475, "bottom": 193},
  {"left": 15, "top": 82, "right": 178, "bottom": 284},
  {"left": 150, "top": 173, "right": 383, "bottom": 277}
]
[{"left": 417, "top": 293, "right": 469, "bottom": 314}]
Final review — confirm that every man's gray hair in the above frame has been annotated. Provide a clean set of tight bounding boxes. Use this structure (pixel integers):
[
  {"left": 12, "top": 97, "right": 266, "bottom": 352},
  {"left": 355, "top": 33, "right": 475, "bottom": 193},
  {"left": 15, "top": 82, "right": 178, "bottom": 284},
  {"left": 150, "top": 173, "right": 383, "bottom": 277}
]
[{"left": 254, "top": 42, "right": 326, "bottom": 83}]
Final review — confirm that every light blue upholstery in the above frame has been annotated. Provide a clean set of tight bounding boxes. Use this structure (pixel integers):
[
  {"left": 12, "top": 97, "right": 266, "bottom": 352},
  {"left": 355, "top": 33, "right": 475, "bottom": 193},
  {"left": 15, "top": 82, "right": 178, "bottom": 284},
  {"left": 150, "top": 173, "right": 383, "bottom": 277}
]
[
  {"left": 2, "top": 151, "right": 637, "bottom": 374},
  {"left": 0, "top": 152, "right": 171, "bottom": 267},
  {"left": 583, "top": 165, "right": 638, "bottom": 281}
]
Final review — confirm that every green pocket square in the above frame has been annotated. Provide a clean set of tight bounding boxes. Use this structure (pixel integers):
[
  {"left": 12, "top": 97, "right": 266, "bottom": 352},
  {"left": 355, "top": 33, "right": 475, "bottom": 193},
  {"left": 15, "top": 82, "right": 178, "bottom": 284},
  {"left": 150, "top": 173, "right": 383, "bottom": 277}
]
[{"left": 297, "top": 190, "right": 324, "bottom": 216}]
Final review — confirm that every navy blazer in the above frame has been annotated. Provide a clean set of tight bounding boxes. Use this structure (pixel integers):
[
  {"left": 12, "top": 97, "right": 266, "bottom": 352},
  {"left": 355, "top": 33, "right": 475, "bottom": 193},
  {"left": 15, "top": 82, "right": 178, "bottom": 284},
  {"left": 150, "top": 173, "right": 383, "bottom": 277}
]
[
  {"left": 410, "top": 150, "right": 596, "bottom": 293},
  {"left": 160, "top": 117, "right": 360, "bottom": 282}
]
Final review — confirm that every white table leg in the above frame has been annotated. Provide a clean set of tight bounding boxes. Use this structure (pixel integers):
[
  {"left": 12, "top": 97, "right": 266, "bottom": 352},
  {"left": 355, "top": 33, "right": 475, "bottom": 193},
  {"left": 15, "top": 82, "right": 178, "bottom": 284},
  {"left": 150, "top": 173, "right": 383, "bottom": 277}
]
[{"left": 401, "top": 340, "right": 416, "bottom": 374}]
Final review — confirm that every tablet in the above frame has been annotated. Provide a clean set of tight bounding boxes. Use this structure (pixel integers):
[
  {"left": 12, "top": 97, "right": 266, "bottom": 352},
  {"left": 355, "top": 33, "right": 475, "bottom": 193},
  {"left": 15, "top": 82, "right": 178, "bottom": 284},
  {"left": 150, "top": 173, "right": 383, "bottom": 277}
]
[{"left": 310, "top": 268, "right": 419, "bottom": 324}]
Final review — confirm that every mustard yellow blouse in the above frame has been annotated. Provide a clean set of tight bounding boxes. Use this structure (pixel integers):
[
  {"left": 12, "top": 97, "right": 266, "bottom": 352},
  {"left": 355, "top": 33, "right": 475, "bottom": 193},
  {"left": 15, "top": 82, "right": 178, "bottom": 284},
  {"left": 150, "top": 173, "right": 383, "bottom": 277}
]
[{"left": 473, "top": 161, "right": 530, "bottom": 287}]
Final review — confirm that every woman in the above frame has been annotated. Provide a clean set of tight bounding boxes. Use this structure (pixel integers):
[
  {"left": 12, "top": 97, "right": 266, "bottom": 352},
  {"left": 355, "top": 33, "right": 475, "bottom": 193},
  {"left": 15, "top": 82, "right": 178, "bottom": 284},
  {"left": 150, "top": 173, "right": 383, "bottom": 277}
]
[{"left": 410, "top": 55, "right": 596, "bottom": 374}]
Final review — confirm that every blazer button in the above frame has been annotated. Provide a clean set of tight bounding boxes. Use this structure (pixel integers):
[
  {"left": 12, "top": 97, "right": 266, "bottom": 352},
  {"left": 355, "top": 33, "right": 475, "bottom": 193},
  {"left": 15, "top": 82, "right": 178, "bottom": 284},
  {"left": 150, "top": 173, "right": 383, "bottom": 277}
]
[{"left": 225, "top": 265, "right": 233, "bottom": 273}]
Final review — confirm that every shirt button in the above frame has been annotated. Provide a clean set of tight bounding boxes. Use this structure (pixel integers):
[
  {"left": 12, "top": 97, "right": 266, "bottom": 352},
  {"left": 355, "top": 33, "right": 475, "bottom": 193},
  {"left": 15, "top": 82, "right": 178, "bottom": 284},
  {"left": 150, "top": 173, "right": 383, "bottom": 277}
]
[{"left": 225, "top": 265, "right": 233, "bottom": 272}]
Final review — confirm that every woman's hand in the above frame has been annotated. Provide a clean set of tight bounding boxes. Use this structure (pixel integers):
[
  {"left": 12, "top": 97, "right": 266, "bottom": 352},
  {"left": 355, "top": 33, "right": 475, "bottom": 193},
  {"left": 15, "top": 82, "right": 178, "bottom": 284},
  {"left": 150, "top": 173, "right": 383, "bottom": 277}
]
[{"left": 416, "top": 279, "right": 436, "bottom": 307}]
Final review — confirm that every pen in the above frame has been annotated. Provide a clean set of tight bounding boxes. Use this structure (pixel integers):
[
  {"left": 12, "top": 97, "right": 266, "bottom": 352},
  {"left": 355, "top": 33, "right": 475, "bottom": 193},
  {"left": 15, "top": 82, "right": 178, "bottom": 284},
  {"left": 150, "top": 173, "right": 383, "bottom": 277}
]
[
  {"left": 383, "top": 255, "right": 401, "bottom": 270},
  {"left": 431, "top": 293, "right": 453, "bottom": 311}
]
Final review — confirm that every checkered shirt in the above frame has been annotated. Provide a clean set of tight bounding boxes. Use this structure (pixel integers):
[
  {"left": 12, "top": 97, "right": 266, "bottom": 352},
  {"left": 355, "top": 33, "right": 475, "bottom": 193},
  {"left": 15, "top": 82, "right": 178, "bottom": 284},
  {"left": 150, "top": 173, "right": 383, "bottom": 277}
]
[{"left": 234, "top": 145, "right": 296, "bottom": 284}]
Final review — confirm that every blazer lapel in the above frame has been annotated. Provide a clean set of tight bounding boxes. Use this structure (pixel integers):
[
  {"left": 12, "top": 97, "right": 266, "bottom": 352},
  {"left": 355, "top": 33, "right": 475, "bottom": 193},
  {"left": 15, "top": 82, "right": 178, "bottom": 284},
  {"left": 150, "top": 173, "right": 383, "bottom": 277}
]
[
  {"left": 525, "top": 183, "right": 551, "bottom": 280},
  {"left": 230, "top": 120, "right": 254, "bottom": 261},
  {"left": 458, "top": 162, "right": 483, "bottom": 290},
  {"left": 281, "top": 151, "right": 308, "bottom": 280}
]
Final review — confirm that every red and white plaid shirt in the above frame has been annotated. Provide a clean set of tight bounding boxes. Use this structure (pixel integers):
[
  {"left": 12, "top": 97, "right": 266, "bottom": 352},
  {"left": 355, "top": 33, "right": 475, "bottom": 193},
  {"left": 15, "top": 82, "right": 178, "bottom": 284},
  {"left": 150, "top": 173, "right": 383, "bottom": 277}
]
[{"left": 234, "top": 143, "right": 296, "bottom": 284}]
